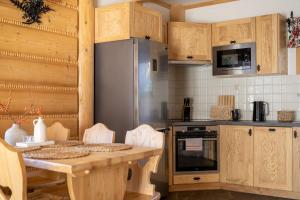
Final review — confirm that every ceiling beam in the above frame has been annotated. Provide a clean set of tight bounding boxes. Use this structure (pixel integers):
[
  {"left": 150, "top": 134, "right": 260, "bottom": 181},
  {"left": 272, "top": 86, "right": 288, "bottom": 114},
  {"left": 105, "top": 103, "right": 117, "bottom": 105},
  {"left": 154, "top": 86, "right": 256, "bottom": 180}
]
[
  {"left": 183, "top": 0, "right": 238, "bottom": 10},
  {"left": 132, "top": 0, "right": 172, "bottom": 9}
]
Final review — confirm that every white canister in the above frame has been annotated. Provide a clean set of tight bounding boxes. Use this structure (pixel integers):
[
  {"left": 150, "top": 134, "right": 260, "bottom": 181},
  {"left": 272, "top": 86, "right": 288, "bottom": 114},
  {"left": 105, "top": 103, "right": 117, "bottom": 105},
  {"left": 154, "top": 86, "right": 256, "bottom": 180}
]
[{"left": 33, "top": 117, "right": 47, "bottom": 142}]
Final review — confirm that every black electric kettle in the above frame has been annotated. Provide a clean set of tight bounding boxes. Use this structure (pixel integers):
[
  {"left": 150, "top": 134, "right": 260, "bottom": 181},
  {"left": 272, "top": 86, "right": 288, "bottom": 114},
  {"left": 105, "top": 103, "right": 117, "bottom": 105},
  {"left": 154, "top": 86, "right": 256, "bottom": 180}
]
[{"left": 252, "top": 101, "right": 269, "bottom": 121}]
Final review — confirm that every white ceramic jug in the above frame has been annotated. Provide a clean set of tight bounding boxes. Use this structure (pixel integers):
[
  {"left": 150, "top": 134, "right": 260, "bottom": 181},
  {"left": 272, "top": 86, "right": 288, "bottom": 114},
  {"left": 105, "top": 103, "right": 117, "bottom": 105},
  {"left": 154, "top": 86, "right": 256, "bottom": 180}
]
[{"left": 33, "top": 117, "right": 47, "bottom": 142}]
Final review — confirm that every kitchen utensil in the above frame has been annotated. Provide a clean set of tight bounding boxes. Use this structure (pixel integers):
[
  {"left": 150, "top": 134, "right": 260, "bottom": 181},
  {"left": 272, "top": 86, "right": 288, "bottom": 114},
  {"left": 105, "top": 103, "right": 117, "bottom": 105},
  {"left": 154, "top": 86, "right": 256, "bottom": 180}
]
[
  {"left": 218, "top": 95, "right": 235, "bottom": 107},
  {"left": 232, "top": 109, "right": 241, "bottom": 121},
  {"left": 183, "top": 97, "right": 191, "bottom": 122},
  {"left": 277, "top": 111, "right": 295, "bottom": 122},
  {"left": 210, "top": 106, "right": 232, "bottom": 120},
  {"left": 252, "top": 101, "right": 269, "bottom": 121}
]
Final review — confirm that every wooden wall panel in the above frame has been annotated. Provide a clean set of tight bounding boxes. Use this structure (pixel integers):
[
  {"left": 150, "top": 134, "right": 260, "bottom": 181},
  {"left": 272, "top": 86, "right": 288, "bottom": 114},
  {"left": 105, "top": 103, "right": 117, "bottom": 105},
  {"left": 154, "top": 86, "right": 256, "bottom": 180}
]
[
  {"left": 0, "top": 23, "right": 77, "bottom": 61},
  {"left": 0, "top": 115, "right": 78, "bottom": 139},
  {"left": 0, "top": 0, "right": 79, "bottom": 138},
  {"left": 0, "top": 0, "right": 78, "bottom": 37},
  {"left": 0, "top": 89, "right": 78, "bottom": 114},
  {"left": 47, "top": 0, "right": 78, "bottom": 8},
  {"left": 0, "top": 58, "right": 77, "bottom": 87}
]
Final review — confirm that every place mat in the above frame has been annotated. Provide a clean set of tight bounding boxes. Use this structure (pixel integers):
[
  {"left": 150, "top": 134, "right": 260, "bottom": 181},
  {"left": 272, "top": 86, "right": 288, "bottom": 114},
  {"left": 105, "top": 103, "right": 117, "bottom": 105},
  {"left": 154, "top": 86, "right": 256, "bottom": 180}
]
[
  {"left": 45, "top": 140, "right": 84, "bottom": 148},
  {"left": 16, "top": 146, "right": 42, "bottom": 153},
  {"left": 74, "top": 143, "right": 133, "bottom": 152},
  {"left": 24, "top": 148, "right": 90, "bottom": 160}
]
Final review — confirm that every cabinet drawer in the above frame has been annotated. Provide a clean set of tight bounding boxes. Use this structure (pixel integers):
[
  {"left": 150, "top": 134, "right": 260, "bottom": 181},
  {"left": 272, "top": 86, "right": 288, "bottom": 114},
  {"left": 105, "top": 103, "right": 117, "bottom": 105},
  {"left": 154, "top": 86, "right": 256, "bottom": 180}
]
[{"left": 173, "top": 173, "right": 219, "bottom": 185}]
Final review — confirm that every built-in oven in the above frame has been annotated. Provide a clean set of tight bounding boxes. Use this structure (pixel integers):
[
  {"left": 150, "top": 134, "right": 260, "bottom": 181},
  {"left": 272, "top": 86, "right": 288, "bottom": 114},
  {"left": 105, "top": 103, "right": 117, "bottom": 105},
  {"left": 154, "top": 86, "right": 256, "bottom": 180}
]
[
  {"left": 173, "top": 125, "right": 219, "bottom": 174},
  {"left": 213, "top": 42, "right": 256, "bottom": 76}
]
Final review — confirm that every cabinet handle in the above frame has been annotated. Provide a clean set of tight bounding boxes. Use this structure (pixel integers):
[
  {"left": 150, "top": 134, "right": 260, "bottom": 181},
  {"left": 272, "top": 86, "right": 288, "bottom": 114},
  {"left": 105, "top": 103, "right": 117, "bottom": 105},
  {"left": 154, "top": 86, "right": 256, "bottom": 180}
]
[
  {"left": 294, "top": 130, "right": 298, "bottom": 138},
  {"left": 257, "top": 65, "right": 261, "bottom": 72},
  {"left": 248, "top": 129, "right": 252, "bottom": 136},
  {"left": 187, "top": 56, "right": 194, "bottom": 59},
  {"left": 193, "top": 177, "right": 200, "bottom": 181},
  {"left": 269, "top": 128, "right": 276, "bottom": 132},
  {"left": 145, "top": 35, "right": 151, "bottom": 40},
  {"left": 230, "top": 40, "right": 236, "bottom": 44}
]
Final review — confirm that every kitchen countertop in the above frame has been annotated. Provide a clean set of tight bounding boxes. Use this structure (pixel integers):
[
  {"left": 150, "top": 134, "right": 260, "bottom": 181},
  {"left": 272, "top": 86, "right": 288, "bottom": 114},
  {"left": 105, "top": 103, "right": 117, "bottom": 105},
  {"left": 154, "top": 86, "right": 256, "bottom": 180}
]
[{"left": 170, "top": 120, "right": 300, "bottom": 127}]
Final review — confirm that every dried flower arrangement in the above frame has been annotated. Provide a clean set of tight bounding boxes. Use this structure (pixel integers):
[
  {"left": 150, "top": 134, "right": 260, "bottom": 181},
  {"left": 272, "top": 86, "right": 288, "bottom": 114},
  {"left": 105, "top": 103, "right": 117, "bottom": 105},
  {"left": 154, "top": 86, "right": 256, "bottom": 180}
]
[
  {"left": 0, "top": 92, "right": 43, "bottom": 125},
  {"left": 287, "top": 11, "right": 300, "bottom": 48}
]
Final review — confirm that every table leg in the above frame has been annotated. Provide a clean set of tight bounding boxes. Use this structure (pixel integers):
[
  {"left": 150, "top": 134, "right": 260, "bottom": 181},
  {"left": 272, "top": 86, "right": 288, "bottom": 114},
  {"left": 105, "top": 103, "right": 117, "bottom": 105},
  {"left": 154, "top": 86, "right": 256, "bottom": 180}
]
[{"left": 67, "top": 163, "right": 128, "bottom": 200}]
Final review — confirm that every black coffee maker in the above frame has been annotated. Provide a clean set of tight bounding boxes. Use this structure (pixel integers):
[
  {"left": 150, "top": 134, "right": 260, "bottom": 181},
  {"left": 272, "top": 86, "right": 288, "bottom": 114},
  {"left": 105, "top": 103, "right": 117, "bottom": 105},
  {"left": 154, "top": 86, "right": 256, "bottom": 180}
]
[{"left": 252, "top": 101, "right": 269, "bottom": 121}]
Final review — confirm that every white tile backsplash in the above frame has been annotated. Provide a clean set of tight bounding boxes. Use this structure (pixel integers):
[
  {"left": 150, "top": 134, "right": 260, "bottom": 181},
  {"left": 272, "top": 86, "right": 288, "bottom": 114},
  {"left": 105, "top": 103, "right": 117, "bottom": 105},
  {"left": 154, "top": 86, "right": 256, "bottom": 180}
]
[{"left": 169, "top": 65, "right": 300, "bottom": 121}]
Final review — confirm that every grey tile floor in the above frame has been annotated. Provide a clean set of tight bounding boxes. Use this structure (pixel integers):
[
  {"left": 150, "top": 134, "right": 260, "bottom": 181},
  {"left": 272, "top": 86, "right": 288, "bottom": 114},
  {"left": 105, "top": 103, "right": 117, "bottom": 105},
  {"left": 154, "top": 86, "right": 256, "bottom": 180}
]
[{"left": 167, "top": 190, "right": 291, "bottom": 200}]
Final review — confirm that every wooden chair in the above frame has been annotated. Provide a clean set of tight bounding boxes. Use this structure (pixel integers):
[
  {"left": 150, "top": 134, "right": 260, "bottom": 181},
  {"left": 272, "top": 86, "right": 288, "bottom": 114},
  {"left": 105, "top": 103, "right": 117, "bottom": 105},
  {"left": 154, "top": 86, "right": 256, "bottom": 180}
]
[
  {"left": 83, "top": 123, "right": 115, "bottom": 144},
  {"left": 124, "top": 124, "right": 164, "bottom": 200},
  {"left": 27, "top": 122, "right": 70, "bottom": 190},
  {"left": 0, "top": 138, "right": 69, "bottom": 200},
  {"left": 47, "top": 122, "right": 70, "bottom": 141}
]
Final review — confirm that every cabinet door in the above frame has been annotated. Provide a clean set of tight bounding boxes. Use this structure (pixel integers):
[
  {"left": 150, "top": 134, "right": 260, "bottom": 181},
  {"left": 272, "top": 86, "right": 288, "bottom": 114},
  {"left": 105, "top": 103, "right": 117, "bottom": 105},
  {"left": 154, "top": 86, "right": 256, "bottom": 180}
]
[
  {"left": 254, "top": 127, "right": 292, "bottom": 191},
  {"left": 256, "top": 14, "right": 287, "bottom": 75},
  {"left": 95, "top": 3, "right": 131, "bottom": 43},
  {"left": 212, "top": 17, "right": 255, "bottom": 46},
  {"left": 168, "top": 22, "right": 211, "bottom": 61},
  {"left": 133, "top": 5, "right": 162, "bottom": 42},
  {"left": 293, "top": 128, "right": 300, "bottom": 192},
  {"left": 220, "top": 125, "right": 254, "bottom": 186}
]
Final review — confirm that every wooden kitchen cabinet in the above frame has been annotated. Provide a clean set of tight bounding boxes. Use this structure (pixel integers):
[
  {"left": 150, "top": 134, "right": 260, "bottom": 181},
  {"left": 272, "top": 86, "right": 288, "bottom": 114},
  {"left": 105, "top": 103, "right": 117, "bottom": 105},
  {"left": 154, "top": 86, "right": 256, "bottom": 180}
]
[
  {"left": 95, "top": 2, "right": 163, "bottom": 43},
  {"left": 173, "top": 173, "right": 220, "bottom": 185},
  {"left": 212, "top": 17, "right": 256, "bottom": 46},
  {"left": 256, "top": 14, "right": 287, "bottom": 75},
  {"left": 220, "top": 125, "right": 254, "bottom": 186},
  {"left": 168, "top": 22, "right": 212, "bottom": 62},
  {"left": 253, "top": 127, "right": 292, "bottom": 191},
  {"left": 293, "top": 128, "right": 300, "bottom": 192}
]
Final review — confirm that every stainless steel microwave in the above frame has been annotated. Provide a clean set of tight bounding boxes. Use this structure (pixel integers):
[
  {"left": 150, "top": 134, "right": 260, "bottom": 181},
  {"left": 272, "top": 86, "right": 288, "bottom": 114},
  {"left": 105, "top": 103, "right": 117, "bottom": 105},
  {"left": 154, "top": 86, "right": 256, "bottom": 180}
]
[{"left": 213, "top": 42, "right": 256, "bottom": 76}]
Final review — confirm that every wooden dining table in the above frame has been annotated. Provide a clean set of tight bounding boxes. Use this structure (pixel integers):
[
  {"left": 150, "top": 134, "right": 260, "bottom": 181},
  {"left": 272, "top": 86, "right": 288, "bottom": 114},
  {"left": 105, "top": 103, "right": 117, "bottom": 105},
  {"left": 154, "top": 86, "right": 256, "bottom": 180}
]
[{"left": 24, "top": 146, "right": 163, "bottom": 200}]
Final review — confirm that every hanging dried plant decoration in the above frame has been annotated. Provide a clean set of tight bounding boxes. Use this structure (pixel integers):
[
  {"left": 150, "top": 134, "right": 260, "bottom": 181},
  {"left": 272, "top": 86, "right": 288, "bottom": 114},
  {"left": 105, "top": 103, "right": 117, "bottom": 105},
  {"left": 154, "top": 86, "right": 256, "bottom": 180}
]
[{"left": 10, "top": 0, "right": 54, "bottom": 24}]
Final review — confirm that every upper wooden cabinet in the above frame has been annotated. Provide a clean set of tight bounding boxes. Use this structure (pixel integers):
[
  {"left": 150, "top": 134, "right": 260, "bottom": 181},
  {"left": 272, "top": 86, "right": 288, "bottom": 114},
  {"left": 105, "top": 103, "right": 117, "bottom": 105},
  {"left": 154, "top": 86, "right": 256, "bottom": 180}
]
[
  {"left": 95, "top": 2, "right": 163, "bottom": 43},
  {"left": 220, "top": 125, "right": 254, "bottom": 186},
  {"left": 253, "top": 127, "right": 292, "bottom": 191},
  {"left": 212, "top": 17, "right": 256, "bottom": 46},
  {"left": 168, "top": 22, "right": 212, "bottom": 62},
  {"left": 256, "top": 14, "right": 287, "bottom": 75}
]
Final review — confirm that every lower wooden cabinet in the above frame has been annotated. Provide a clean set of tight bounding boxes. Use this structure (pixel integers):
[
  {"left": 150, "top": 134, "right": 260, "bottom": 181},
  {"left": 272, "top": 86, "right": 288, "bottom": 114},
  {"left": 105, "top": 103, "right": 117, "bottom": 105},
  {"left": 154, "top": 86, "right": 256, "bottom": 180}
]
[
  {"left": 173, "top": 173, "right": 219, "bottom": 185},
  {"left": 253, "top": 127, "right": 293, "bottom": 191},
  {"left": 293, "top": 128, "right": 300, "bottom": 192},
  {"left": 220, "top": 125, "right": 254, "bottom": 186}
]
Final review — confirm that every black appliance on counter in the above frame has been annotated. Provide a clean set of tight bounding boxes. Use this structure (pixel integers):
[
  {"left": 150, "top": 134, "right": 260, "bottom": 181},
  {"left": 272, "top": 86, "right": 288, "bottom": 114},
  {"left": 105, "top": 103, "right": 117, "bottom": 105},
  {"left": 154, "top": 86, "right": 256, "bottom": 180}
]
[
  {"left": 183, "top": 98, "right": 191, "bottom": 122},
  {"left": 253, "top": 101, "right": 269, "bottom": 122},
  {"left": 173, "top": 125, "right": 219, "bottom": 174}
]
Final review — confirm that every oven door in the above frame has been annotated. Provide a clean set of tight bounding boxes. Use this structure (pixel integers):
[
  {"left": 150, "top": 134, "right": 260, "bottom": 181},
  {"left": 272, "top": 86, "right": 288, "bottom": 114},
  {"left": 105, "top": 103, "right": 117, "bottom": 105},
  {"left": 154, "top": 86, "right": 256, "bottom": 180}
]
[
  {"left": 175, "top": 132, "right": 218, "bottom": 173},
  {"left": 213, "top": 42, "right": 256, "bottom": 76}
]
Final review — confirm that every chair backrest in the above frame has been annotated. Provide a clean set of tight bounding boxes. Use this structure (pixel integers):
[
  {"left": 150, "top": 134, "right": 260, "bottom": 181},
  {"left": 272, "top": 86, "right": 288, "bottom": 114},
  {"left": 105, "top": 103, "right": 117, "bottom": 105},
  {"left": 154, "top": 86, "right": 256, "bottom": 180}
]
[
  {"left": 47, "top": 122, "right": 70, "bottom": 141},
  {"left": 83, "top": 123, "right": 115, "bottom": 144},
  {"left": 125, "top": 124, "right": 164, "bottom": 196},
  {"left": 0, "top": 138, "right": 27, "bottom": 200}
]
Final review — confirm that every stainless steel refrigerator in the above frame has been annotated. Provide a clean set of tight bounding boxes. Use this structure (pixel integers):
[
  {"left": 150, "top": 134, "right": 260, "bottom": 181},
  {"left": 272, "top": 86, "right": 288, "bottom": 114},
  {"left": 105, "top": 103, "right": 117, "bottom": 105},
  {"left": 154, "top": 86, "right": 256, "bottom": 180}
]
[
  {"left": 94, "top": 38, "right": 168, "bottom": 142},
  {"left": 95, "top": 38, "right": 169, "bottom": 197}
]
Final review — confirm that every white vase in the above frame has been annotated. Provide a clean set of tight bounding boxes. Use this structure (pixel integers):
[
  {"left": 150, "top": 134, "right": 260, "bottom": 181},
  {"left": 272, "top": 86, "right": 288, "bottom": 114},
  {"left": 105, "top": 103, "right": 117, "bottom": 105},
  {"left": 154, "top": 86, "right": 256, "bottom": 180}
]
[
  {"left": 4, "top": 123, "right": 28, "bottom": 146},
  {"left": 33, "top": 117, "right": 47, "bottom": 142}
]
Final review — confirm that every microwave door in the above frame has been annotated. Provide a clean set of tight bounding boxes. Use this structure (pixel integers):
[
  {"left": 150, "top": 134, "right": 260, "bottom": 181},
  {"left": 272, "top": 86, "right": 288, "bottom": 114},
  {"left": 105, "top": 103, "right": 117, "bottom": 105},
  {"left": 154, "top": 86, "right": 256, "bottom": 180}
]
[{"left": 213, "top": 42, "right": 256, "bottom": 76}]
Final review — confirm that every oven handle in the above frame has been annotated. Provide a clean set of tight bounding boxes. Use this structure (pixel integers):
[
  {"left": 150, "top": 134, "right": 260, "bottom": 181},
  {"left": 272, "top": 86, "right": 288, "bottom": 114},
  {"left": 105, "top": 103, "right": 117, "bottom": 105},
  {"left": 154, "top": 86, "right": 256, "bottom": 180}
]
[{"left": 177, "top": 138, "right": 217, "bottom": 141}]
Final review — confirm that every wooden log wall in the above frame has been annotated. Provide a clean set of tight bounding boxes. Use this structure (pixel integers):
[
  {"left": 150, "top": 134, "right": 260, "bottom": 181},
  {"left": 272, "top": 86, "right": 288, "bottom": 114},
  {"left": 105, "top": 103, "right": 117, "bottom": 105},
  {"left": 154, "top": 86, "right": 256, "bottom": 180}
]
[{"left": 0, "top": 0, "right": 79, "bottom": 139}]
